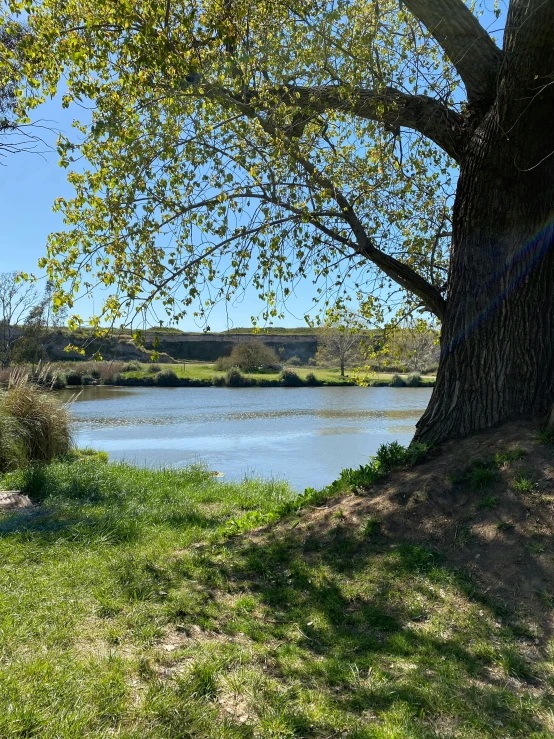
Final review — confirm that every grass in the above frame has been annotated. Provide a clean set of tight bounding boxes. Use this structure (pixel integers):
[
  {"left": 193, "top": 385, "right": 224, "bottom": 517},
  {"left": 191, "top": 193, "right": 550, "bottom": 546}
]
[
  {"left": 0, "top": 380, "right": 72, "bottom": 471},
  {"left": 43, "top": 361, "right": 436, "bottom": 388},
  {"left": 0, "top": 451, "right": 553, "bottom": 737}
]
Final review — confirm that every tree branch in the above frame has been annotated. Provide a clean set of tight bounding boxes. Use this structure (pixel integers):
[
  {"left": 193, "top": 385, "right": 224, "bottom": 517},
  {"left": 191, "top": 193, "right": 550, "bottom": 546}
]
[
  {"left": 402, "top": 0, "right": 502, "bottom": 106},
  {"left": 211, "top": 87, "right": 448, "bottom": 320},
  {"left": 240, "top": 84, "right": 465, "bottom": 162}
]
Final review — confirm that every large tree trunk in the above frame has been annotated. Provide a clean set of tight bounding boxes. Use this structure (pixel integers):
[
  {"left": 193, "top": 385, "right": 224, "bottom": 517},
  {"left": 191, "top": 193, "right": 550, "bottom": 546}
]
[{"left": 415, "top": 79, "right": 554, "bottom": 445}]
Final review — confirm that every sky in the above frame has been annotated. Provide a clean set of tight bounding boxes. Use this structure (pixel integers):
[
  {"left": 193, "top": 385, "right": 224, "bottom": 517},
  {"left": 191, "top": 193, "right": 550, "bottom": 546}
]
[{"left": 0, "top": 96, "right": 321, "bottom": 331}]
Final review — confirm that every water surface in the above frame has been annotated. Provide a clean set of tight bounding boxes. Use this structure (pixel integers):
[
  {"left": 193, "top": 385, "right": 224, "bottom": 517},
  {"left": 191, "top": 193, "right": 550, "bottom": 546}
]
[{"left": 60, "top": 386, "right": 432, "bottom": 490}]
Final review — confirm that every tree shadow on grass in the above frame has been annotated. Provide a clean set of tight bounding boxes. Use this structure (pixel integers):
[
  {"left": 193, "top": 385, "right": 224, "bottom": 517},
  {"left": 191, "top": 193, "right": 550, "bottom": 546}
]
[{"left": 184, "top": 522, "right": 554, "bottom": 737}]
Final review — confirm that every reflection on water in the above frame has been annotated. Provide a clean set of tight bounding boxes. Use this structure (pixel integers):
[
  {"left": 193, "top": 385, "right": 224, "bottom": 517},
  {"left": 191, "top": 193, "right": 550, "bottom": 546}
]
[{"left": 61, "top": 386, "right": 432, "bottom": 490}]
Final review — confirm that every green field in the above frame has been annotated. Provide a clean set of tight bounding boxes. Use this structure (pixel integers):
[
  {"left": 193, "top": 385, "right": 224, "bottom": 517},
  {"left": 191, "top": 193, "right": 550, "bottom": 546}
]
[
  {"left": 122, "top": 362, "right": 435, "bottom": 386},
  {"left": 0, "top": 451, "right": 551, "bottom": 737}
]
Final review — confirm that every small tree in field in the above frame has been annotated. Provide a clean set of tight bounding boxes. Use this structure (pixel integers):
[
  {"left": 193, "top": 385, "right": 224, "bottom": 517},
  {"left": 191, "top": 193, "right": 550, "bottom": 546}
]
[
  {"left": 12, "top": 0, "right": 554, "bottom": 443},
  {"left": 0, "top": 272, "right": 37, "bottom": 368},
  {"left": 317, "top": 326, "right": 363, "bottom": 378},
  {"left": 228, "top": 342, "right": 280, "bottom": 372}
]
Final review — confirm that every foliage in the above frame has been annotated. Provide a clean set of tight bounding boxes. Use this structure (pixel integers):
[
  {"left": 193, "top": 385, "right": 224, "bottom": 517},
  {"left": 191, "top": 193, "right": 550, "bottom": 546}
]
[
  {"left": 332, "top": 440, "right": 428, "bottom": 492},
  {"left": 225, "top": 367, "right": 245, "bottom": 387},
  {"left": 316, "top": 320, "right": 364, "bottom": 377},
  {"left": 305, "top": 372, "right": 319, "bottom": 386},
  {"left": 406, "top": 372, "right": 422, "bottom": 387},
  {"left": 279, "top": 368, "right": 303, "bottom": 387},
  {"left": 285, "top": 355, "right": 302, "bottom": 366},
  {"left": 11, "top": 0, "right": 461, "bottom": 333},
  {"left": 10, "top": 281, "right": 68, "bottom": 366},
  {"left": 153, "top": 368, "right": 179, "bottom": 386},
  {"left": 390, "top": 374, "right": 406, "bottom": 387},
  {"left": 228, "top": 341, "right": 280, "bottom": 372},
  {"left": 0, "top": 271, "right": 37, "bottom": 368},
  {"left": 122, "top": 361, "right": 141, "bottom": 372}
]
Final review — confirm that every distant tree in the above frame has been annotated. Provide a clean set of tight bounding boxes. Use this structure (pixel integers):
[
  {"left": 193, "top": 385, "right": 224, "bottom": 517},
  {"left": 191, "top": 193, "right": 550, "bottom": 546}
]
[
  {"left": 317, "top": 325, "right": 363, "bottom": 378},
  {"left": 11, "top": 282, "right": 67, "bottom": 367},
  {"left": 384, "top": 321, "right": 440, "bottom": 374},
  {"left": 228, "top": 342, "right": 280, "bottom": 372},
  {"left": 0, "top": 271, "right": 37, "bottom": 367}
]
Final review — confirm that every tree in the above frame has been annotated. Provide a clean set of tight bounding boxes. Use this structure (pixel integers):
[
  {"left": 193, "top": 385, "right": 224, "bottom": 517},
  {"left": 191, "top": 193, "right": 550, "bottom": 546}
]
[
  {"left": 11, "top": 282, "right": 67, "bottom": 367},
  {"left": 374, "top": 320, "right": 440, "bottom": 374},
  {"left": 0, "top": 272, "right": 37, "bottom": 368},
  {"left": 227, "top": 341, "right": 280, "bottom": 372},
  {"left": 17, "top": 0, "right": 554, "bottom": 444},
  {"left": 317, "top": 325, "right": 363, "bottom": 377}
]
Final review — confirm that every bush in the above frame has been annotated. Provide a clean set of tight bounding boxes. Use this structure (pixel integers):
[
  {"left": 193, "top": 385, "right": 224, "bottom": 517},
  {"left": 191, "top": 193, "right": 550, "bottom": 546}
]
[
  {"left": 65, "top": 370, "right": 82, "bottom": 386},
  {"left": 211, "top": 375, "right": 226, "bottom": 387},
  {"left": 153, "top": 369, "right": 180, "bottom": 387},
  {"left": 50, "top": 372, "right": 67, "bottom": 390},
  {"left": 228, "top": 341, "right": 280, "bottom": 372},
  {"left": 285, "top": 355, "right": 302, "bottom": 367},
  {"left": 147, "top": 364, "right": 161, "bottom": 374},
  {"left": 2, "top": 383, "right": 72, "bottom": 464},
  {"left": 279, "top": 368, "right": 303, "bottom": 387},
  {"left": 406, "top": 372, "right": 422, "bottom": 387},
  {"left": 122, "top": 361, "right": 141, "bottom": 372},
  {"left": 390, "top": 374, "right": 407, "bottom": 387},
  {"left": 305, "top": 372, "right": 319, "bottom": 386},
  {"left": 225, "top": 368, "right": 245, "bottom": 387},
  {"left": 214, "top": 356, "right": 234, "bottom": 371},
  {"left": 81, "top": 374, "right": 96, "bottom": 386}
]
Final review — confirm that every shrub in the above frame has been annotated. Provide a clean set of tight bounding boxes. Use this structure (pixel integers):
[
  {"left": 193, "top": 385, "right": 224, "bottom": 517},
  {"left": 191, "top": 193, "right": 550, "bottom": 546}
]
[
  {"left": 228, "top": 341, "right": 280, "bottom": 371},
  {"left": 3, "top": 384, "right": 72, "bottom": 463},
  {"left": 50, "top": 372, "right": 67, "bottom": 390},
  {"left": 153, "top": 369, "right": 180, "bottom": 386},
  {"left": 406, "top": 372, "right": 422, "bottom": 387},
  {"left": 305, "top": 372, "right": 319, "bottom": 386},
  {"left": 285, "top": 355, "right": 302, "bottom": 367},
  {"left": 225, "top": 368, "right": 245, "bottom": 387},
  {"left": 390, "top": 374, "right": 407, "bottom": 387},
  {"left": 122, "top": 361, "right": 141, "bottom": 372},
  {"left": 65, "top": 370, "right": 82, "bottom": 386},
  {"left": 214, "top": 355, "right": 234, "bottom": 371},
  {"left": 279, "top": 368, "right": 303, "bottom": 387},
  {"left": 211, "top": 375, "right": 226, "bottom": 387},
  {"left": 81, "top": 374, "right": 96, "bottom": 386},
  {"left": 147, "top": 364, "right": 161, "bottom": 374}
]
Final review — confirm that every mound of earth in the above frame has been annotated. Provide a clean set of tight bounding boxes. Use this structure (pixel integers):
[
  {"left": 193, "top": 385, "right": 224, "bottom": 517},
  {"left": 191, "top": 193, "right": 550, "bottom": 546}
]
[{"left": 251, "top": 420, "right": 554, "bottom": 631}]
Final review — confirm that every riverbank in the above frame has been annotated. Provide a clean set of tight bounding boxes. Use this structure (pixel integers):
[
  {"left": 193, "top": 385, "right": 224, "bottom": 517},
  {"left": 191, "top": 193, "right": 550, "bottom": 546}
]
[
  {"left": 1, "top": 426, "right": 553, "bottom": 737},
  {"left": 26, "top": 361, "right": 436, "bottom": 389}
]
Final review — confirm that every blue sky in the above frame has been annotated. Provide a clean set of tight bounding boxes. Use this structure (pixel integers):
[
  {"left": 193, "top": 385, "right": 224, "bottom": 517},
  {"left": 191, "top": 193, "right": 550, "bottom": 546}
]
[{"left": 0, "top": 96, "right": 318, "bottom": 330}]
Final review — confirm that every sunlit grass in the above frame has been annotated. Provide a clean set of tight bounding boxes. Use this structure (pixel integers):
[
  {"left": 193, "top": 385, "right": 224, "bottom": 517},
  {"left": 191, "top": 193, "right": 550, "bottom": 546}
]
[{"left": 0, "top": 456, "right": 552, "bottom": 737}]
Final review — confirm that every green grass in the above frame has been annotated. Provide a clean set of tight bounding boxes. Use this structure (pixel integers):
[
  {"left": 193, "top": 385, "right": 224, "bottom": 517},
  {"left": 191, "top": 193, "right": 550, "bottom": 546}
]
[
  {"left": 0, "top": 456, "right": 552, "bottom": 737},
  {"left": 121, "top": 362, "right": 436, "bottom": 386}
]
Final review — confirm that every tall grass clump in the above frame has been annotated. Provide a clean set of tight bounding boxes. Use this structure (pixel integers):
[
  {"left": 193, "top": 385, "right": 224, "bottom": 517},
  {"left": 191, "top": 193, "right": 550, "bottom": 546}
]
[
  {"left": 0, "top": 404, "right": 25, "bottom": 471},
  {"left": 279, "top": 368, "right": 304, "bottom": 387},
  {"left": 2, "top": 379, "right": 72, "bottom": 464},
  {"left": 406, "top": 372, "right": 422, "bottom": 387},
  {"left": 390, "top": 374, "right": 407, "bottom": 387}
]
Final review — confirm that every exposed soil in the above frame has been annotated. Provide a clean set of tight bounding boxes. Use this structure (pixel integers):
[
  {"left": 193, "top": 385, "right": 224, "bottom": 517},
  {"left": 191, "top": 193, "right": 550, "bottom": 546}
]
[
  {"left": 0, "top": 491, "right": 34, "bottom": 512},
  {"left": 249, "top": 420, "right": 554, "bottom": 632}
]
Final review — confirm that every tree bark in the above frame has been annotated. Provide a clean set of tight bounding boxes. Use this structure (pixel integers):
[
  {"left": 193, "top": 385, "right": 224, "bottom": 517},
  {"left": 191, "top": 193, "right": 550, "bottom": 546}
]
[{"left": 415, "top": 78, "right": 554, "bottom": 444}]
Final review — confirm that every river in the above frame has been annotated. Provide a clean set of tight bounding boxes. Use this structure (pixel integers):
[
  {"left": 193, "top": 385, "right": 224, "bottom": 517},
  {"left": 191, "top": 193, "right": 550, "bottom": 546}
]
[{"left": 59, "top": 386, "right": 432, "bottom": 490}]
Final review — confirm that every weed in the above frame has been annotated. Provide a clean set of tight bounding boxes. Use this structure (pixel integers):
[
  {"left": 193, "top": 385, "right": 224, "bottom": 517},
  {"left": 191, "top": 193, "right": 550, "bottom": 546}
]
[
  {"left": 362, "top": 517, "right": 381, "bottom": 536},
  {"left": 477, "top": 494, "right": 497, "bottom": 509},
  {"left": 470, "top": 466, "right": 499, "bottom": 489},
  {"left": 513, "top": 476, "right": 537, "bottom": 493}
]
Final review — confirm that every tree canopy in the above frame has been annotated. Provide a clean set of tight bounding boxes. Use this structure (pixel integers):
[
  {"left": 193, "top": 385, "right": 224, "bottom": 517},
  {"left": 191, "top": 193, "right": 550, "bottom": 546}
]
[{"left": 10, "top": 0, "right": 468, "bottom": 330}]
